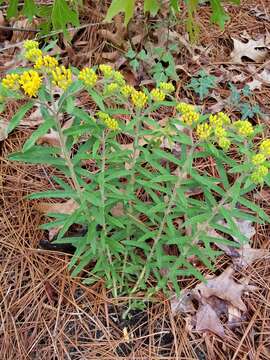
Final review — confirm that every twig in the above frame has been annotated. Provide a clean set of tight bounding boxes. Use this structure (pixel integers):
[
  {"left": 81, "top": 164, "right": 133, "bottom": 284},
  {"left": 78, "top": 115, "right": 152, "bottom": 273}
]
[{"left": 0, "top": 25, "right": 38, "bottom": 32}]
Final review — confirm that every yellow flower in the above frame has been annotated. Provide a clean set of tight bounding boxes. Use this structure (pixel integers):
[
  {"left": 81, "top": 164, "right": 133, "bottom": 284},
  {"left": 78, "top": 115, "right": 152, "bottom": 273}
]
[
  {"left": 234, "top": 120, "right": 254, "bottom": 137},
  {"left": 97, "top": 111, "right": 119, "bottom": 130},
  {"left": 250, "top": 165, "right": 268, "bottom": 183},
  {"left": 24, "top": 48, "right": 43, "bottom": 62},
  {"left": 159, "top": 82, "right": 175, "bottom": 93},
  {"left": 181, "top": 110, "right": 200, "bottom": 126},
  {"left": 131, "top": 90, "right": 148, "bottom": 108},
  {"left": 113, "top": 71, "right": 125, "bottom": 85},
  {"left": 259, "top": 139, "right": 270, "bottom": 157},
  {"left": 209, "top": 112, "right": 230, "bottom": 127},
  {"left": 214, "top": 126, "right": 226, "bottom": 138},
  {"left": 251, "top": 153, "right": 266, "bottom": 165},
  {"left": 52, "top": 66, "right": 72, "bottom": 90},
  {"left": 104, "top": 82, "right": 119, "bottom": 94},
  {"left": 196, "top": 123, "right": 212, "bottom": 140},
  {"left": 150, "top": 88, "right": 165, "bottom": 102},
  {"left": 218, "top": 137, "right": 231, "bottom": 150},
  {"left": 99, "top": 64, "right": 113, "bottom": 78},
  {"left": 34, "top": 55, "right": 58, "bottom": 72},
  {"left": 176, "top": 102, "right": 196, "bottom": 114},
  {"left": 23, "top": 40, "right": 39, "bottom": 50},
  {"left": 2, "top": 73, "right": 20, "bottom": 91},
  {"left": 19, "top": 70, "right": 42, "bottom": 97},
  {"left": 78, "top": 67, "right": 98, "bottom": 87},
  {"left": 120, "top": 85, "right": 134, "bottom": 98}
]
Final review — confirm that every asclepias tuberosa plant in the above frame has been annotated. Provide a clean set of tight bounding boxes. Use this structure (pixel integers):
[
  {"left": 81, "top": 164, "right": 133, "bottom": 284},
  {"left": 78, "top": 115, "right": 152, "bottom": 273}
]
[{"left": 2, "top": 40, "right": 270, "bottom": 304}]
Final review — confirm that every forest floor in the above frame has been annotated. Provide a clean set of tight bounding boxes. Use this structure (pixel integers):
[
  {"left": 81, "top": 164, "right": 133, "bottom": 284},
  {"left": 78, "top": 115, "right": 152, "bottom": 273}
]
[{"left": 1, "top": 0, "right": 270, "bottom": 359}]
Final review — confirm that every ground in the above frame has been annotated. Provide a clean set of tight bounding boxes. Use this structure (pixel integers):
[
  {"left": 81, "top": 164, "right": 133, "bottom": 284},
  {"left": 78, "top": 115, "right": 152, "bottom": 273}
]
[{"left": 1, "top": 0, "right": 270, "bottom": 359}]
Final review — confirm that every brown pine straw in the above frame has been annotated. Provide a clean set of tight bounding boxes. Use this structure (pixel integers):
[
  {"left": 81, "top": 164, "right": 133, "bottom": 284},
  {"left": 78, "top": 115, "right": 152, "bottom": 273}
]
[{"left": 1, "top": 0, "right": 270, "bottom": 358}]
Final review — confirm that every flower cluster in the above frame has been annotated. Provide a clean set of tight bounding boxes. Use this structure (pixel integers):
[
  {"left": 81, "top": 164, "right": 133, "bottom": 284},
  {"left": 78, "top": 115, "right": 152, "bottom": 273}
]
[
  {"left": 19, "top": 70, "right": 42, "bottom": 97},
  {"left": 78, "top": 67, "right": 98, "bottom": 87},
  {"left": 52, "top": 66, "right": 72, "bottom": 90},
  {"left": 196, "top": 123, "right": 212, "bottom": 140},
  {"left": 25, "top": 48, "right": 43, "bottom": 62},
  {"left": 208, "top": 112, "right": 231, "bottom": 150},
  {"left": 150, "top": 88, "right": 165, "bottom": 102},
  {"left": 99, "top": 64, "right": 113, "bottom": 78},
  {"left": 97, "top": 111, "right": 119, "bottom": 130},
  {"left": 250, "top": 139, "right": 270, "bottom": 183},
  {"left": 121, "top": 85, "right": 134, "bottom": 98},
  {"left": 34, "top": 55, "right": 58, "bottom": 72},
  {"left": 234, "top": 120, "right": 254, "bottom": 137},
  {"left": 2, "top": 70, "right": 42, "bottom": 97},
  {"left": 176, "top": 102, "right": 199, "bottom": 126},
  {"left": 2, "top": 73, "right": 20, "bottom": 91},
  {"left": 159, "top": 82, "right": 175, "bottom": 93},
  {"left": 104, "top": 82, "right": 119, "bottom": 95},
  {"left": 131, "top": 90, "right": 148, "bottom": 108}
]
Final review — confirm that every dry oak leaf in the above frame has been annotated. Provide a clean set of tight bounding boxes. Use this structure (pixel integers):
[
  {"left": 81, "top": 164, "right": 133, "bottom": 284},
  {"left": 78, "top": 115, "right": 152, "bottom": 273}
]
[
  {"left": 195, "top": 303, "right": 225, "bottom": 338},
  {"left": 231, "top": 37, "right": 269, "bottom": 63},
  {"left": 34, "top": 198, "right": 78, "bottom": 215},
  {"left": 194, "top": 266, "right": 255, "bottom": 312},
  {"left": 247, "top": 69, "right": 270, "bottom": 90}
]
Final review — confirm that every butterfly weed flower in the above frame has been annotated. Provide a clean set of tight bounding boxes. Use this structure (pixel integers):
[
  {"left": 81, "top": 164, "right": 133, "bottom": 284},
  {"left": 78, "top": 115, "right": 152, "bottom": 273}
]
[
  {"left": 23, "top": 40, "right": 39, "bottom": 50},
  {"left": 250, "top": 165, "right": 268, "bottom": 183},
  {"left": 150, "top": 88, "right": 165, "bottom": 102},
  {"left": 34, "top": 55, "right": 58, "bottom": 72},
  {"left": 19, "top": 70, "right": 42, "bottom": 97},
  {"left": 24, "top": 48, "right": 43, "bottom": 62},
  {"left": 159, "top": 82, "right": 175, "bottom": 93},
  {"left": 97, "top": 111, "right": 119, "bottom": 130},
  {"left": 78, "top": 67, "right": 98, "bottom": 87},
  {"left": 181, "top": 110, "right": 200, "bottom": 126},
  {"left": 176, "top": 102, "right": 196, "bottom": 114},
  {"left": 259, "top": 139, "right": 270, "bottom": 157},
  {"left": 131, "top": 90, "right": 148, "bottom": 108},
  {"left": 2, "top": 73, "right": 20, "bottom": 91},
  {"left": 113, "top": 71, "right": 125, "bottom": 85},
  {"left": 251, "top": 153, "right": 266, "bottom": 165},
  {"left": 234, "top": 120, "right": 254, "bottom": 137},
  {"left": 120, "top": 85, "right": 134, "bottom": 98},
  {"left": 52, "top": 66, "right": 72, "bottom": 90},
  {"left": 99, "top": 64, "right": 113, "bottom": 78},
  {"left": 104, "top": 82, "right": 119, "bottom": 95},
  {"left": 196, "top": 123, "right": 212, "bottom": 140},
  {"left": 218, "top": 136, "right": 231, "bottom": 151}
]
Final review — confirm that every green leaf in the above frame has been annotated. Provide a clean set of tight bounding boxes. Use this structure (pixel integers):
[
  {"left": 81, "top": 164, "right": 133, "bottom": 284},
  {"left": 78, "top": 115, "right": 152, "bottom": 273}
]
[
  {"left": 22, "top": 117, "right": 54, "bottom": 151},
  {"left": 170, "top": 0, "right": 180, "bottom": 12},
  {"left": 210, "top": 0, "right": 230, "bottom": 29},
  {"left": 105, "top": 0, "right": 135, "bottom": 26},
  {"left": 144, "top": 0, "right": 160, "bottom": 16},
  {"left": 7, "top": 0, "right": 18, "bottom": 18},
  {"left": 23, "top": 0, "right": 37, "bottom": 20},
  {"left": 51, "top": 0, "right": 79, "bottom": 34},
  {"left": 88, "top": 89, "right": 105, "bottom": 111},
  {"left": 28, "top": 190, "right": 77, "bottom": 200},
  {"left": 7, "top": 101, "right": 34, "bottom": 134}
]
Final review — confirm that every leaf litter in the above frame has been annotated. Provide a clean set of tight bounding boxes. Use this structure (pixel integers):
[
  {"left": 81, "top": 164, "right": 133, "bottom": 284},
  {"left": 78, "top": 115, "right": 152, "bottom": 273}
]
[{"left": 172, "top": 216, "right": 268, "bottom": 337}]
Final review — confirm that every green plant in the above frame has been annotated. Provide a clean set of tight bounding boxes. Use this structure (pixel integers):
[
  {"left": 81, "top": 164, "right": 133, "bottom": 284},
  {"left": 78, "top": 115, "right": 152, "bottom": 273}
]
[
  {"left": 187, "top": 69, "right": 217, "bottom": 100},
  {"left": 1, "top": 0, "right": 80, "bottom": 36},
  {"left": 2, "top": 41, "right": 270, "bottom": 310},
  {"left": 228, "top": 83, "right": 263, "bottom": 119},
  {"left": 105, "top": 0, "right": 241, "bottom": 41},
  {"left": 126, "top": 45, "right": 179, "bottom": 83}
]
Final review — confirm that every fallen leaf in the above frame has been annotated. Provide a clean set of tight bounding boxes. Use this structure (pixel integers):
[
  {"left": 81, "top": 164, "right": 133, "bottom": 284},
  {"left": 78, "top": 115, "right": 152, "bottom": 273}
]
[
  {"left": 35, "top": 198, "right": 78, "bottom": 215},
  {"left": 171, "top": 289, "right": 195, "bottom": 315},
  {"left": 195, "top": 303, "right": 225, "bottom": 337},
  {"left": 21, "top": 105, "right": 44, "bottom": 127},
  {"left": 231, "top": 37, "right": 269, "bottom": 63},
  {"left": 0, "top": 119, "right": 9, "bottom": 141},
  {"left": 37, "top": 118, "right": 73, "bottom": 147},
  {"left": 194, "top": 266, "right": 254, "bottom": 312},
  {"left": 247, "top": 69, "right": 270, "bottom": 90},
  {"left": 110, "top": 202, "right": 124, "bottom": 217}
]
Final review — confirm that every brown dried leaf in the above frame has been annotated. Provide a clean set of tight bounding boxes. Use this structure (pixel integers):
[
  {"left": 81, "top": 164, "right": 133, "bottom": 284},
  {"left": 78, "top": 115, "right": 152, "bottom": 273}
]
[
  {"left": 21, "top": 106, "right": 44, "bottom": 127},
  {"left": 195, "top": 303, "right": 225, "bottom": 337},
  {"left": 171, "top": 289, "right": 195, "bottom": 315},
  {"left": 35, "top": 198, "right": 78, "bottom": 215},
  {"left": 37, "top": 119, "right": 73, "bottom": 147},
  {"left": 247, "top": 69, "right": 270, "bottom": 90},
  {"left": 0, "top": 119, "right": 9, "bottom": 141},
  {"left": 231, "top": 37, "right": 269, "bottom": 63},
  {"left": 194, "top": 266, "right": 254, "bottom": 311},
  {"left": 110, "top": 202, "right": 124, "bottom": 217}
]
